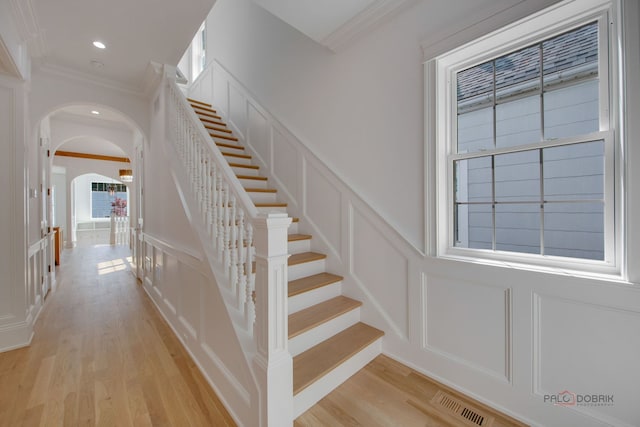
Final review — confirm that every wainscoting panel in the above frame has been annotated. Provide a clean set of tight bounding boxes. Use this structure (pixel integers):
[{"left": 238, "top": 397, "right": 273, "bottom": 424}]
[
  {"left": 140, "top": 234, "right": 255, "bottom": 425},
  {"left": 247, "top": 103, "right": 270, "bottom": 167},
  {"left": 228, "top": 83, "right": 246, "bottom": 140},
  {"left": 534, "top": 294, "right": 640, "bottom": 427},
  {"left": 351, "top": 206, "right": 408, "bottom": 337},
  {"left": 163, "top": 252, "right": 180, "bottom": 316},
  {"left": 179, "top": 260, "right": 203, "bottom": 340},
  {"left": 213, "top": 67, "right": 229, "bottom": 116},
  {"left": 304, "top": 162, "right": 342, "bottom": 257},
  {"left": 272, "top": 127, "right": 301, "bottom": 207},
  {"left": 424, "top": 274, "right": 511, "bottom": 382}
]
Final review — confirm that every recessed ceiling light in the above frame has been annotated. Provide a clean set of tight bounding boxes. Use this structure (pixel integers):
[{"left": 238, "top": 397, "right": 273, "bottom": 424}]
[
  {"left": 93, "top": 41, "right": 106, "bottom": 49},
  {"left": 91, "top": 110, "right": 100, "bottom": 115}
]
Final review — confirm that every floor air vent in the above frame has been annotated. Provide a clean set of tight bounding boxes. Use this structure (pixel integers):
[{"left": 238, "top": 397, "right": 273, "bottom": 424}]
[{"left": 430, "top": 390, "right": 494, "bottom": 426}]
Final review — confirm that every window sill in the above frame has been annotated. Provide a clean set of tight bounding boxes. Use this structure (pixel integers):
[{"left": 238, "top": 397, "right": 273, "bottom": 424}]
[{"left": 437, "top": 250, "right": 632, "bottom": 287}]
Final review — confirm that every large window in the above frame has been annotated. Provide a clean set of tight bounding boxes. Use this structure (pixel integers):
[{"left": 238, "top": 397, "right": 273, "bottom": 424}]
[
  {"left": 433, "top": 0, "right": 621, "bottom": 274},
  {"left": 91, "top": 182, "right": 128, "bottom": 218},
  {"left": 191, "top": 22, "right": 206, "bottom": 81}
]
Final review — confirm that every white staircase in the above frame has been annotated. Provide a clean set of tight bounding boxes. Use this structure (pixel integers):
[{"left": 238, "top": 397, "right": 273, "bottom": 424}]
[{"left": 183, "top": 96, "right": 385, "bottom": 419}]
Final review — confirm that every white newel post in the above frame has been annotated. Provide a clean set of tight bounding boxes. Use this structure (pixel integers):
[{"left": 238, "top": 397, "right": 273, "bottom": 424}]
[
  {"left": 110, "top": 213, "right": 116, "bottom": 245},
  {"left": 252, "top": 213, "right": 293, "bottom": 427}
]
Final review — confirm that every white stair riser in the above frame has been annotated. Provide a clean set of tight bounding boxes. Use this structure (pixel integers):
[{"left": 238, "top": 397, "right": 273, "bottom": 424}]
[
  {"left": 288, "top": 239, "right": 311, "bottom": 254},
  {"left": 231, "top": 165, "right": 260, "bottom": 176},
  {"left": 257, "top": 205, "right": 288, "bottom": 214},
  {"left": 288, "top": 259, "right": 326, "bottom": 281},
  {"left": 289, "top": 308, "right": 360, "bottom": 357},
  {"left": 247, "top": 192, "right": 278, "bottom": 204},
  {"left": 289, "top": 282, "right": 342, "bottom": 314},
  {"left": 289, "top": 222, "right": 299, "bottom": 234},
  {"left": 293, "top": 338, "right": 382, "bottom": 418},
  {"left": 222, "top": 154, "right": 252, "bottom": 165},
  {"left": 238, "top": 178, "right": 268, "bottom": 188}
]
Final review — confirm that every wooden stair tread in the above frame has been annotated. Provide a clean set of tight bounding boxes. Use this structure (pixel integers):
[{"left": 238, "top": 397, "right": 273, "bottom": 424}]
[
  {"left": 289, "top": 252, "right": 326, "bottom": 266},
  {"left": 288, "top": 234, "right": 311, "bottom": 242},
  {"left": 255, "top": 202, "right": 287, "bottom": 208},
  {"left": 205, "top": 124, "right": 232, "bottom": 133},
  {"left": 236, "top": 174, "right": 267, "bottom": 181},
  {"left": 289, "top": 273, "right": 343, "bottom": 297},
  {"left": 222, "top": 152, "right": 251, "bottom": 159},
  {"left": 289, "top": 296, "right": 362, "bottom": 339},
  {"left": 291, "top": 217, "right": 299, "bottom": 223},
  {"left": 200, "top": 117, "right": 226, "bottom": 127},
  {"left": 293, "top": 322, "right": 384, "bottom": 395},
  {"left": 217, "top": 142, "right": 245, "bottom": 151},
  {"left": 210, "top": 133, "right": 238, "bottom": 142},
  {"left": 187, "top": 98, "right": 212, "bottom": 107},
  {"left": 192, "top": 104, "right": 218, "bottom": 114},
  {"left": 229, "top": 163, "right": 259, "bottom": 169},
  {"left": 196, "top": 110, "right": 222, "bottom": 120},
  {"left": 245, "top": 188, "right": 277, "bottom": 193}
]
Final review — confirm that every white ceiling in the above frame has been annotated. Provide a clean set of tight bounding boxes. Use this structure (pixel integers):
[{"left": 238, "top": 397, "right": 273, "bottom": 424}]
[
  {"left": 250, "top": 0, "right": 414, "bottom": 50},
  {"left": 252, "top": 0, "right": 376, "bottom": 42},
  {"left": 24, "top": 0, "right": 216, "bottom": 91}
]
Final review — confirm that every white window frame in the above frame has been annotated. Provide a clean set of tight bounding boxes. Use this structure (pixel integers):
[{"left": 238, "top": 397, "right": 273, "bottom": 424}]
[
  {"left": 430, "top": 0, "right": 623, "bottom": 277},
  {"left": 191, "top": 22, "right": 206, "bottom": 81}
]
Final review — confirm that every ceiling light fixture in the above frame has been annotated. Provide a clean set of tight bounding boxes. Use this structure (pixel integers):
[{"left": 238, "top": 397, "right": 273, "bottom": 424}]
[
  {"left": 91, "top": 110, "right": 100, "bottom": 115},
  {"left": 93, "top": 41, "right": 106, "bottom": 49}
]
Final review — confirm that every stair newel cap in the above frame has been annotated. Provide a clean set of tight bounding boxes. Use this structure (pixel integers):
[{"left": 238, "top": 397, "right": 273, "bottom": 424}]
[{"left": 252, "top": 213, "right": 292, "bottom": 258}]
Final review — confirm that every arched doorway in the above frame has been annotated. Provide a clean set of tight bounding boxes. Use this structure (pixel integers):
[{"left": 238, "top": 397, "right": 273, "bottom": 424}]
[{"left": 38, "top": 103, "right": 145, "bottom": 280}]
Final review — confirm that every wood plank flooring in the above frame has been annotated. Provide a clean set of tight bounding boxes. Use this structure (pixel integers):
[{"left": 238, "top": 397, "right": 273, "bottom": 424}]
[
  {"left": 295, "top": 355, "right": 527, "bottom": 427},
  {"left": 0, "top": 245, "right": 236, "bottom": 427}
]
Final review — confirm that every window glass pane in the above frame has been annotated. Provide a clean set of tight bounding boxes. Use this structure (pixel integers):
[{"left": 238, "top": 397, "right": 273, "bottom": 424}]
[
  {"left": 496, "top": 95, "right": 541, "bottom": 148},
  {"left": 496, "top": 203, "right": 540, "bottom": 254},
  {"left": 543, "top": 140, "right": 604, "bottom": 201},
  {"left": 457, "top": 62, "right": 494, "bottom": 153},
  {"left": 457, "top": 62, "right": 493, "bottom": 103},
  {"left": 496, "top": 45, "right": 540, "bottom": 97},
  {"left": 544, "top": 80, "right": 599, "bottom": 139},
  {"left": 455, "top": 203, "right": 493, "bottom": 250},
  {"left": 455, "top": 156, "right": 492, "bottom": 203},
  {"left": 458, "top": 107, "right": 493, "bottom": 153},
  {"left": 544, "top": 202, "right": 604, "bottom": 260},
  {"left": 495, "top": 150, "right": 540, "bottom": 202},
  {"left": 543, "top": 22, "right": 598, "bottom": 82}
]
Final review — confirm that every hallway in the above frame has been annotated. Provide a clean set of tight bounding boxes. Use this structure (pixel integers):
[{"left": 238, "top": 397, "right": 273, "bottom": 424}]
[{"left": 0, "top": 245, "right": 235, "bottom": 426}]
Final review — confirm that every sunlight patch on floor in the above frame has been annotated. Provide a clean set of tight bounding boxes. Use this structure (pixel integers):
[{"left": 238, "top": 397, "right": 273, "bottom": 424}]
[{"left": 97, "top": 257, "right": 128, "bottom": 275}]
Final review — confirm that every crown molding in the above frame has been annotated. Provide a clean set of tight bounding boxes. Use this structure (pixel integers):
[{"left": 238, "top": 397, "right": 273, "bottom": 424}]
[
  {"left": 36, "top": 62, "right": 145, "bottom": 97},
  {"left": 321, "top": 0, "right": 419, "bottom": 52},
  {"left": 9, "top": 0, "right": 47, "bottom": 58},
  {"left": 0, "top": 37, "right": 20, "bottom": 78}
]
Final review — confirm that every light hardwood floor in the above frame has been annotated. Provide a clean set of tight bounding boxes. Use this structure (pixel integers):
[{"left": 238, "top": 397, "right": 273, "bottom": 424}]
[
  {"left": 1, "top": 243, "right": 525, "bottom": 427},
  {"left": 295, "top": 355, "right": 527, "bottom": 427},
  {"left": 0, "top": 245, "right": 235, "bottom": 427}
]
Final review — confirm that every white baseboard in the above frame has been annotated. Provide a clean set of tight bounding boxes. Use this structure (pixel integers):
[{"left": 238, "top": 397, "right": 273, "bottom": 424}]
[{"left": 0, "top": 319, "right": 36, "bottom": 353}]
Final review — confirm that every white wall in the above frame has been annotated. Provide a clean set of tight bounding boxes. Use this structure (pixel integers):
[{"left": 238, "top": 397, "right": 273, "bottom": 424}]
[
  {"left": 0, "top": 73, "right": 39, "bottom": 352},
  {"left": 196, "top": 0, "right": 640, "bottom": 426}
]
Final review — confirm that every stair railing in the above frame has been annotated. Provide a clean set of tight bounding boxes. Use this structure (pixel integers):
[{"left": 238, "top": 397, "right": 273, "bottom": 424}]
[{"left": 164, "top": 70, "right": 293, "bottom": 426}]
